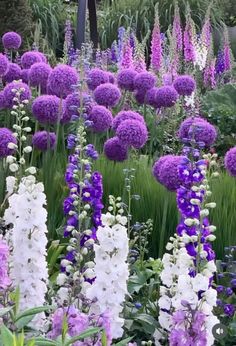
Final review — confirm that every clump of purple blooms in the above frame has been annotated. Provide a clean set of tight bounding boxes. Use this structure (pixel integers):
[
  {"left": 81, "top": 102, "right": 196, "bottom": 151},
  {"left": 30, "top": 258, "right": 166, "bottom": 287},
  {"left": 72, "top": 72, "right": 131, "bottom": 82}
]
[
  {"left": 88, "top": 105, "right": 113, "bottom": 133},
  {"left": 32, "top": 131, "right": 56, "bottom": 151},
  {"left": 0, "top": 53, "right": 9, "bottom": 77},
  {"left": 21, "top": 51, "right": 44, "bottom": 69},
  {"left": 104, "top": 136, "right": 128, "bottom": 162},
  {"left": 0, "top": 238, "right": 11, "bottom": 289},
  {"left": 224, "top": 146, "right": 236, "bottom": 177},
  {"left": 0, "top": 127, "right": 17, "bottom": 158},
  {"left": 3, "top": 63, "right": 21, "bottom": 83},
  {"left": 3, "top": 81, "right": 31, "bottom": 108},
  {"left": 117, "top": 68, "right": 137, "bottom": 91},
  {"left": 94, "top": 83, "right": 121, "bottom": 108},
  {"left": 86, "top": 68, "right": 109, "bottom": 91},
  {"left": 32, "top": 95, "right": 61, "bottom": 124},
  {"left": 116, "top": 119, "right": 148, "bottom": 149},
  {"left": 2, "top": 31, "right": 22, "bottom": 50},
  {"left": 47, "top": 64, "right": 78, "bottom": 98},
  {"left": 173, "top": 75, "right": 196, "bottom": 96},
  {"left": 155, "top": 86, "right": 179, "bottom": 108},
  {"left": 28, "top": 62, "right": 52, "bottom": 92},
  {"left": 134, "top": 71, "right": 156, "bottom": 92},
  {"left": 112, "top": 110, "right": 144, "bottom": 131}
]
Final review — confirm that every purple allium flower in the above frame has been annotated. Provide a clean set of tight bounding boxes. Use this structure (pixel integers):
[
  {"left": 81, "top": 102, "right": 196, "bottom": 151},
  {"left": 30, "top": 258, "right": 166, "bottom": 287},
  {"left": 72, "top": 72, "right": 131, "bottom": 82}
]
[
  {"left": 178, "top": 117, "right": 217, "bottom": 147},
  {"left": 62, "top": 93, "right": 84, "bottom": 123},
  {"left": 116, "top": 119, "right": 148, "bottom": 149},
  {"left": 134, "top": 71, "right": 156, "bottom": 91},
  {"left": 0, "top": 127, "right": 17, "bottom": 157},
  {"left": 107, "top": 72, "right": 115, "bottom": 84},
  {"left": 0, "top": 91, "right": 6, "bottom": 110},
  {"left": 20, "top": 69, "right": 29, "bottom": 83},
  {"left": 87, "top": 68, "right": 109, "bottom": 91},
  {"left": 3, "top": 81, "right": 31, "bottom": 108},
  {"left": 173, "top": 75, "right": 196, "bottom": 96},
  {"left": 21, "top": 51, "right": 43, "bottom": 69},
  {"left": 224, "top": 304, "right": 235, "bottom": 317},
  {"left": 0, "top": 53, "right": 9, "bottom": 77},
  {"left": 32, "top": 95, "right": 61, "bottom": 124},
  {"left": 155, "top": 86, "right": 178, "bottom": 108},
  {"left": 0, "top": 238, "right": 11, "bottom": 289},
  {"left": 32, "top": 131, "right": 56, "bottom": 151},
  {"left": 117, "top": 68, "right": 137, "bottom": 91},
  {"left": 146, "top": 87, "right": 159, "bottom": 108},
  {"left": 155, "top": 155, "right": 184, "bottom": 191},
  {"left": 112, "top": 110, "right": 144, "bottom": 131},
  {"left": 94, "top": 83, "right": 121, "bottom": 108},
  {"left": 104, "top": 136, "right": 128, "bottom": 162},
  {"left": 134, "top": 90, "right": 146, "bottom": 104},
  {"left": 2, "top": 32, "right": 22, "bottom": 50},
  {"left": 225, "top": 147, "right": 236, "bottom": 177},
  {"left": 150, "top": 9, "right": 162, "bottom": 72},
  {"left": 47, "top": 64, "right": 78, "bottom": 98},
  {"left": 152, "top": 155, "right": 174, "bottom": 184},
  {"left": 88, "top": 105, "right": 113, "bottom": 133},
  {"left": 28, "top": 62, "right": 52, "bottom": 91},
  {"left": 3, "top": 63, "right": 21, "bottom": 83}
]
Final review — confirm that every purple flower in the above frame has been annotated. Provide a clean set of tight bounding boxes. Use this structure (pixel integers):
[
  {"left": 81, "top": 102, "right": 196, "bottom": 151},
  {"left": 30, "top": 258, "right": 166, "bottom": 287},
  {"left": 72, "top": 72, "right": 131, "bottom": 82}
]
[
  {"left": 169, "top": 328, "right": 191, "bottom": 346},
  {"left": 172, "top": 310, "right": 186, "bottom": 325},
  {"left": 117, "top": 68, "right": 137, "bottom": 91},
  {"left": 215, "top": 50, "right": 225, "bottom": 74},
  {"left": 85, "top": 144, "right": 99, "bottom": 160},
  {"left": 62, "top": 92, "right": 92, "bottom": 124},
  {"left": 150, "top": 9, "right": 162, "bottom": 72},
  {"left": 173, "top": 75, "right": 196, "bottom": 96},
  {"left": 134, "top": 90, "right": 146, "bottom": 104},
  {"left": 155, "top": 86, "right": 178, "bottom": 108},
  {"left": 173, "top": 4, "right": 182, "bottom": 51},
  {"left": 0, "top": 238, "right": 11, "bottom": 289},
  {"left": 0, "top": 91, "right": 6, "bottom": 110},
  {"left": 3, "top": 81, "right": 31, "bottom": 108},
  {"left": 29, "top": 62, "right": 52, "bottom": 91},
  {"left": 134, "top": 72, "right": 156, "bottom": 91},
  {"left": 2, "top": 32, "right": 21, "bottom": 50},
  {"left": 21, "top": 69, "right": 29, "bottom": 83},
  {"left": 47, "top": 64, "right": 78, "bottom": 98},
  {"left": 146, "top": 87, "right": 159, "bottom": 108},
  {"left": 104, "top": 136, "right": 128, "bottom": 162},
  {"left": 3, "top": 63, "right": 21, "bottom": 83},
  {"left": 112, "top": 110, "right": 144, "bottom": 131},
  {"left": 32, "top": 95, "right": 61, "bottom": 124},
  {"left": 204, "top": 60, "right": 216, "bottom": 89},
  {"left": 178, "top": 117, "right": 217, "bottom": 147},
  {"left": 184, "top": 16, "right": 196, "bottom": 63},
  {"left": 152, "top": 155, "right": 175, "bottom": 184},
  {"left": 116, "top": 119, "right": 148, "bottom": 149},
  {"left": 0, "top": 53, "right": 9, "bottom": 77},
  {"left": 67, "top": 134, "right": 77, "bottom": 149},
  {"left": 32, "top": 131, "right": 56, "bottom": 151},
  {"left": 88, "top": 105, "right": 113, "bottom": 133},
  {"left": 86, "top": 68, "right": 109, "bottom": 91},
  {"left": 226, "top": 287, "right": 233, "bottom": 296},
  {"left": 231, "top": 278, "right": 236, "bottom": 288},
  {"left": 154, "top": 155, "right": 185, "bottom": 191},
  {"left": 107, "top": 72, "right": 115, "bottom": 84},
  {"left": 94, "top": 83, "right": 121, "bottom": 108},
  {"left": 0, "top": 127, "right": 17, "bottom": 157},
  {"left": 224, "top": 147, "right": 236, "bottom": 177},
  {"left": 120, "top": 38, "right": 133, "bottom": 69},
  {"left": 223, "top": 304, "right": 235, "bottom": 317},
  {"left": 21, "top": 51, "right": 43, "bottom": 69}
]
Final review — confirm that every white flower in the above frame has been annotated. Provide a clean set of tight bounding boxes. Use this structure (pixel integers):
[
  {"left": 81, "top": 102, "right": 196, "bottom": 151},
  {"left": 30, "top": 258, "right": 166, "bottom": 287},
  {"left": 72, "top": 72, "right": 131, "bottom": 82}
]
[
  {"left": 26, "top": 167, "right": 37, "bottom": 175},
  {"left": 203, "top": 288, "right": 217, "bottom": 307},
  {"left": 7, "top": 142, "right": 17, "bottom": 149},
  {"left": 9, "top": 163, "right": 19, "bottom": 172},
  {"left": 158, "top": 295, "right": 171, "bottom": 310},
  {"left": 57, "top": 273, "right": 67, "bottom": 286},
  {"left": 23, "top": 146, "right": 32, "bottom": 153},
  {"left": 6, "top": 176, "right": 17, "bottom": 194},
  {"left": 192, "top": 274, "right": 209, "bottom": 292},
  {"left": 6, "top": 155, "right": 16, "bottom": 164}
]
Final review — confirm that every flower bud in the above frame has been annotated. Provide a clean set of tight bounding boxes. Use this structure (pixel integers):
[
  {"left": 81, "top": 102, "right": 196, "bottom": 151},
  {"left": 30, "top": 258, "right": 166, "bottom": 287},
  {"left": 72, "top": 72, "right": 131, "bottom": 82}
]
[
  {"left": 9, "top": 163, "right": 19, "bottom": 172},
  {"left": 206, "top": 235, "right": 216, "bottom": 242},
  {"left": 23, "top": 146, "right": 32, "bottom": 153},
  {"left": 212, "top": 172, "right": 219, "bottom": 178},
  {"left": 205, "top": 202, "right": 216, "bottom": 209},
  {"left": 6, "top": 155, "right": 15, "bottom": 164},
  {"left": 7, "top": 142, "right": 17, "bottom": 149},
  {"left": 200, "top": 209, "right": 209, "bottom": 217}
]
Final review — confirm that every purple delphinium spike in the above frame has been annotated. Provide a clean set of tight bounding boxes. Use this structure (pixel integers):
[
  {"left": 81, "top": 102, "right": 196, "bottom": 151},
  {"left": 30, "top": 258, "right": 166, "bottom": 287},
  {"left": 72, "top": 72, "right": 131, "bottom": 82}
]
[
  {"left": 118, "top": 26, "right": 126, "bottom": 63},
  {"left": 150, "top": 6, "right": 162, "bottom": 72},
  {"left": 111, "top": 41, "right": 118, "bottom": 63}
]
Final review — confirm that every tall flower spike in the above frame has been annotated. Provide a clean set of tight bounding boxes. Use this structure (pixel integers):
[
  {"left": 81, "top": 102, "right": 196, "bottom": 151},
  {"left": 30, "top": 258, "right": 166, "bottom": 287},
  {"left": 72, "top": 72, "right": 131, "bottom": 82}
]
[
  {"left": 173, "top": 1, "right": 182, "bottom": 51},
  {"left": 184, "top": 4, "right": 196, "bottom": 63},
  {"left": 201, "top": 5, "right": 212, "bottom": 47},
  {"left": 120, "top": 35, "right": 133, "bottom": 70},
  {"left": 150, "top": 5, "right": 162, "bottom": 72},
  {"left": 223, "top": 24, "right": 232, "bottom": 72},
  {"left": 133, "top": 41, "right": 146, "bottom": 73}
]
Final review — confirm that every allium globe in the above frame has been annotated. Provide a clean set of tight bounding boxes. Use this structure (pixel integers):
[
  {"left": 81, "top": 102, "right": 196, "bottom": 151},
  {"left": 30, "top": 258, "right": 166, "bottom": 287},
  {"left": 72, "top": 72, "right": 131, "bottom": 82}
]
[
  {"left": 155, "top": 86, "right": 178, "bottom": 108},
  {"left": 134, "top": 90, "right": 146, "bottom": 105},
  {"left": 224, "top": 147, "right": 236, "bottom": 177},
  {"left": 21, "top": 69, "right": 29, "bottom": 83},
  {"left": 21, "top": 51, "right": 43, "bottom": 69},
  {"left": 154, "top": 155, "right": 185, "bottom": 191},
  {"left": 28, "top": 62, "right": 52, "bottom": 91},
  {"left": 0, "top": 128, "right": 17, "bottom": 157},
  {"left": 94, "top": 83, "right": 121, "bottom": 107},
  {"left": 117, "top": 68, "right": 137, "bottom": 91},
  {"left": 152, "top": 155, "right": 174, "bottom": 184},
  {"left": 134, "top": 72, "right": 156, "bottom": 91},
  {"left": 0, "top": 53, "right": 9, "bottom": 77},
  {"left": 104, "top": 137, "right": 128, "bottom": 162},
  {"left": 3, "top": 81, "right": 31, "bottom": 108},
  {"left": 88, "top": 105, "right": 113, "bottom": 133},
  {"left": 3, "top": 63, "right": 21, "bottom": 83},
  {"left": 37, "top": 52, "right": 47, "bottom": 63},
  {"left": 32, "top": 95, "right": 61, "bottom": 124},
  {"left": 87, "top": 68, "right": 109, "bottom": 90},
  {"left": 113, "top": 110, "right": 144, "bottom": 131},
  {"left": 173, "top": 75, "right": 196, "bottom": 96},
  {"left": 116, "top": 119, "right": 148, "bottom": 149},
  {"left": 178, "top": 117, "right": 217, "bottom": 147},
  {"left": 146, "top": 87, "right": 159, "bottom": 108},
  {"left": 47, "top": 64, "right": 78, "bottom": 98},
  {"left": 0, "top": 91, "right": 6, "bottom": 110},
  {"left": 32, "top": 131, "right": 56, "bottom": 151},
  {"left": 2, "top": 32, "right": 22, "bottom": 50}
]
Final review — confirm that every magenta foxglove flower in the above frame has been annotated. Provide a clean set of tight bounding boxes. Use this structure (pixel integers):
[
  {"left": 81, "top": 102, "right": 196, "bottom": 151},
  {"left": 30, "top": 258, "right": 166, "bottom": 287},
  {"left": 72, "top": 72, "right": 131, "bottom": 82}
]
[{"left": 150, "top": 8, "right": 162, "bottom": 72}]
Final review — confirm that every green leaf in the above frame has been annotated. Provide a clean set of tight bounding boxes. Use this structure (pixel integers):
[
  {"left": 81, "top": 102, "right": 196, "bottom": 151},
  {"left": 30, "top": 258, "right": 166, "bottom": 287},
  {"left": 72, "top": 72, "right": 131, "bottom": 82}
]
[
  {"left": 112, "top": 337, "right": 134, "bottom": 345},
  {"left": 15, "top": 306, "right": 52, "bottom": 322},
  {"left": 101, "top": 330, "right": 107, "bottom": 346},
  {"left": 0, "top": 306, "right": 13, "bottom": 317},
  {"left": 15, "top": 315, "right": 34, "bottom": 330},
  {"left": 0, "top": 325, "right": 14, "bottom": 345},
  {"left": 31, "top": 337, "right": 57, "bottom": 346},
  {"left": 64, "top": 327, "right": 101, "bottom": 346}
]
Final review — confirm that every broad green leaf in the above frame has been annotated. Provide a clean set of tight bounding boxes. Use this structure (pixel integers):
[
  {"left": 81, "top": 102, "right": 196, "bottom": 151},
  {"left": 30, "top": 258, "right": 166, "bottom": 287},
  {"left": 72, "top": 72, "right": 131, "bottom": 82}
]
[
  {"left": 15, "top": 306, "right": 52, "bottom": 322},
  {"left": 64, "top": 327, "right": 101, "bottom": 346},
  {"left": 101, "top": 330, "right": 107, "bottom": 346},
  {"left": 15, "top": 315, "right": 34, "bottom": 329},
  {"left": 0, "top": 306, "right": 13, "bottom": 317},
  {"left": 31, "top": 337, "right": 57, "bottom": 346},
  {"left": 0, "top": 325, "right": 14, "bottom": 345},
  {"left": 112, "top": 337, "right": 134, "bottom": 345}
]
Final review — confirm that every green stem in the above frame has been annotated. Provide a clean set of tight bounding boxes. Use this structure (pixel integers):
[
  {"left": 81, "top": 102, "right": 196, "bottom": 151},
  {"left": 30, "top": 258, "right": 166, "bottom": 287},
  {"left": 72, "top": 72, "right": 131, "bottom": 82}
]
[{"left": 159, "top": 197, "right": 168, "bottom": 258}]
